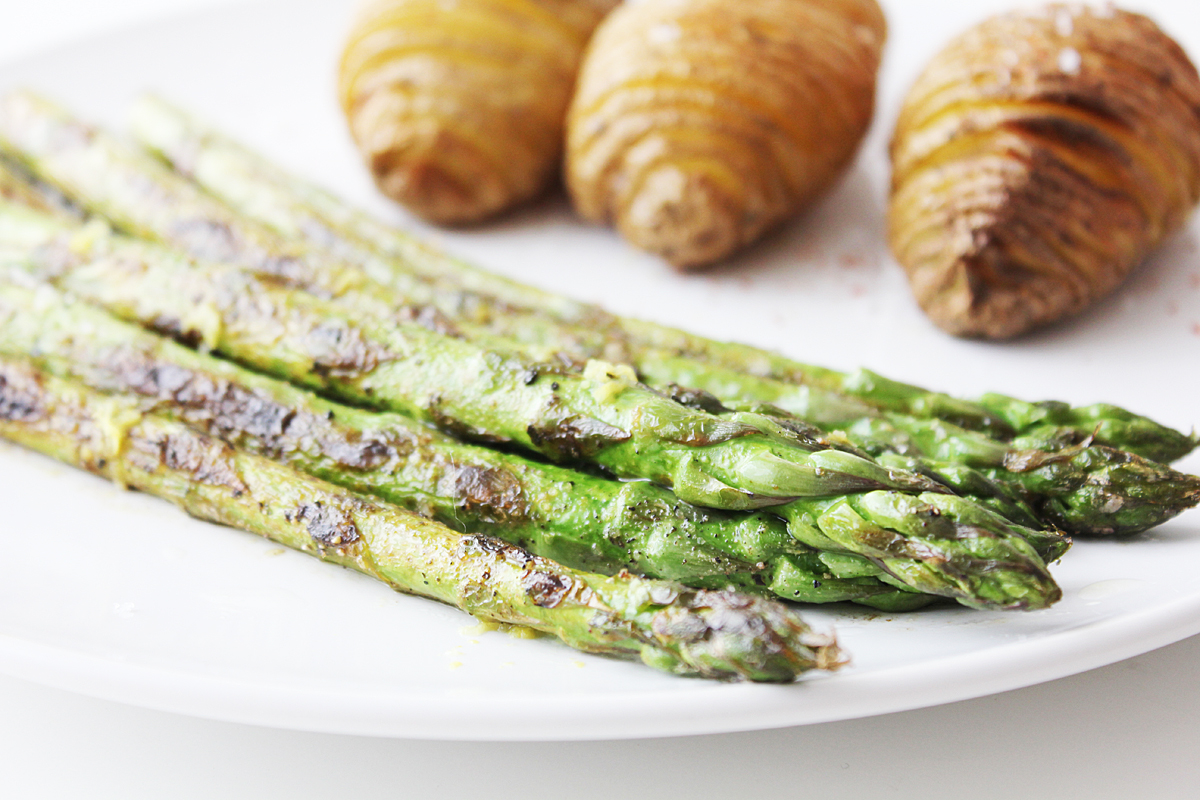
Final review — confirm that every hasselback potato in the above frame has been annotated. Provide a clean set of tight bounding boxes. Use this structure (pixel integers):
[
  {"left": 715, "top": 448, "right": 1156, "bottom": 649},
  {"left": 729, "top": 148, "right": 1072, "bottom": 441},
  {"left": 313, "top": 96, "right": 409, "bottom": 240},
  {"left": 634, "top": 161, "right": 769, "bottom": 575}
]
[
  {"left": 889, "top": 4, "right": 1200, "bottom": 339},
  {"left": 338, "top": 0, "right": 618, "bottom": 224},
  {"left": 566, "top": 0, "right": 887, "bottom": 269}
]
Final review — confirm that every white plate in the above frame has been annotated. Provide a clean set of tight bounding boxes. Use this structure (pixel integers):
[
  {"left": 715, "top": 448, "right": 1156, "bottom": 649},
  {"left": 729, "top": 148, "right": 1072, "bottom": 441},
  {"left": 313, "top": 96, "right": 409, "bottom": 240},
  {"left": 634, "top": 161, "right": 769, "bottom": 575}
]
[{"left": 1, "top": 0, "right": 1199, "bottom": 741}]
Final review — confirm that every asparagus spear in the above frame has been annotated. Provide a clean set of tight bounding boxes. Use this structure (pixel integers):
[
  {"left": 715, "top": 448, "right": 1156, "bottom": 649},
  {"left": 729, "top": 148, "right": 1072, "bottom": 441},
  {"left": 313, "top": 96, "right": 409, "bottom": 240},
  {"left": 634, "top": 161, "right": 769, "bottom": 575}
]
[
  {"left": 124, "top": 94, "right": 1198, "bottom": 463},
  {"left": 843, "top": 417, "right": 1200, "bottom": 539},
  {"left": 1, "top": 197, "right": 950, "bottom": 511},
  {"left": 689, "top": 395, "right": 1043, "bottom": 531},
  {"left": 0, "top": 232, "right": 1062, "bottom": 610},
  {"left": 0, "top": 278, "right": 933, "bottom": 610},
  {"left": 652, "top": 360, "right": 1200, "bottom": 537},
  {"left": 0, "top": 355, "right": 843, "bottom": 681}
]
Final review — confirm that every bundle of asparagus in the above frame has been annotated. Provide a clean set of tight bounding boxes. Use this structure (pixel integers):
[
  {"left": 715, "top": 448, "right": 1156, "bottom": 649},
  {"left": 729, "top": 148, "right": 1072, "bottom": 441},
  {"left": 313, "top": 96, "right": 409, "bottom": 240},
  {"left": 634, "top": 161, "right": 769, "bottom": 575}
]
[
  {"left": 0, "top": 279, "right": 932, "bottom": 611},
  {"left": 0, "top": 198, "right": 1065, "bottom": 611},
  {"left": 0, "top": 91, "right": 1197, "bottom": 679},
  {"left": 121, "top": 95, "right": 1200, "bottom": 465},
  {"left": 4, "top": 92, "right": 1193, "bottom": 540},
  {"left": 0, "top": 353, "right": 838, "bottom": 681}
]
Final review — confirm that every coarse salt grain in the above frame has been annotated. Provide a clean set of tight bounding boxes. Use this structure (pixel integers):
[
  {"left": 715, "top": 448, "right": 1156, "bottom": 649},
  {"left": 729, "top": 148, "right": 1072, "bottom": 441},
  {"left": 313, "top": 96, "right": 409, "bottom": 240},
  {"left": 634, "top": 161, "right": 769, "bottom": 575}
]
[{"left": 1058, "top": 47, "right": 1082, "bottom": 75}]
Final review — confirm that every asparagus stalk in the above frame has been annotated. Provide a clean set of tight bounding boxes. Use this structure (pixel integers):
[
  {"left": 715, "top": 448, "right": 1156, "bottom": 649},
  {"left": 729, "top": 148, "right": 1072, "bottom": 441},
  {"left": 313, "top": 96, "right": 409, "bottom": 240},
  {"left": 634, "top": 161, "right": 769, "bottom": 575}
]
[
  {"left": 842, "top": 416, "right": 1200, "bottom": 539},
  {"left": 653, "top": 361, "right": 1200, "bottom": 537},
  {"left": 0, "top": 355, "right": 843, "bottom": 681},
  {"left": 124, "top": 94, "right": 1198, "bottom": 463},
  {"left": 0, "top": 229, "right": 1063, "bottom": 610},
  {"left": 0, "top": 198, "right": 948, "bottom": 511},
  {"left": 0, "top": 278, "right": 933, "bottom": 610},
  {"left": 684, "top": 394, "right": 1044, "bottom": 531}
]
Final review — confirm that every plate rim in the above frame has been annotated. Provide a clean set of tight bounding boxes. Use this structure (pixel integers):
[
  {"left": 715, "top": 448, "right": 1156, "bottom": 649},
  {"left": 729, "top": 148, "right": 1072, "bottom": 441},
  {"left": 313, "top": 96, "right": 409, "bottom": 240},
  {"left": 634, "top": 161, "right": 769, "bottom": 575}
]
[{"left": 2, "top": 587, "right": 1199, "bottom": 741}]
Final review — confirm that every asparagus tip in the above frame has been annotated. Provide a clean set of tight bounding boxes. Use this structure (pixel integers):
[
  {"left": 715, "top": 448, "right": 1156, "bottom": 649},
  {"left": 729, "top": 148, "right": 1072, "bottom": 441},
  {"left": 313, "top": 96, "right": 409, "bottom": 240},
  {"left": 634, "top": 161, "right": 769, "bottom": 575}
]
[{"left": 641, "top": 587, "right": 846, "bottom": 682}]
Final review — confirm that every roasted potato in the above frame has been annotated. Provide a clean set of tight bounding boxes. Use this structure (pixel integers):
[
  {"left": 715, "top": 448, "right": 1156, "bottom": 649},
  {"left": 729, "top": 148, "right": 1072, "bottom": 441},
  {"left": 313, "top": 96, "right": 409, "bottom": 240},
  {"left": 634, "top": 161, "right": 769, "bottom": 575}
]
[
  {"left": 339, "top": 0, "right": 618, "bottom": 225},
  {"left": 566, "top": 0, "right": 887, "bottom": 269},
  {"left": 889, "top": 4, "right": 1200, "bottom": 339}
]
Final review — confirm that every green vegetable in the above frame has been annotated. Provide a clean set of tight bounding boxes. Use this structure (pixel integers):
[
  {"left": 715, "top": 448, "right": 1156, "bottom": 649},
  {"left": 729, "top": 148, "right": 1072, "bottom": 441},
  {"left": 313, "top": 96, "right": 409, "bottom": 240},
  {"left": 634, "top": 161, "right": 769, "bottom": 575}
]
[
  {"left": 0, "top": 355, "right": 842, "bottom": 682},
  {"left": 0, "top": 198, "right": 944, "bottom": 513},
  {"left": 0, "top": 228, "right": 1062, "bottom": 609},
  {"left": 655, "top": 372, "right": 1200, "bottom": 538},
  {"left": 0, "top": 278, "right": 931, "bottom": 610}
]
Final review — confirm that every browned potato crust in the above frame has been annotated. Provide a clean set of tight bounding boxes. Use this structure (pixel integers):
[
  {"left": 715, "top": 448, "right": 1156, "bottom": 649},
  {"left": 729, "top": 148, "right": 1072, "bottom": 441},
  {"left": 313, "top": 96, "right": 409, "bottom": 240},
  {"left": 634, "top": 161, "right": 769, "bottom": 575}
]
[
  {"left": 339, "top": 0, "right": 617, "bottom": 225},
  {"left": 566, "top": 0, "right": 886, "bottom": 270},
  {"left": 889, "top": 4, "right": 1200, "bottom": 339}
]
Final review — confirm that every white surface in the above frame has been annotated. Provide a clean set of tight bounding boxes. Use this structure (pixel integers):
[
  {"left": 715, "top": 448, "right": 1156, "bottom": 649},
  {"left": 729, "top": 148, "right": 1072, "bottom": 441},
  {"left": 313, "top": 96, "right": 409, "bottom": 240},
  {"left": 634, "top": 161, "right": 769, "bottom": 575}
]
[
  {"left": 5, "top": 638, "right": 1200, "bottom": 799},
  {"left": 0, "top": 0, "right": 1199, "bottom": 788}
]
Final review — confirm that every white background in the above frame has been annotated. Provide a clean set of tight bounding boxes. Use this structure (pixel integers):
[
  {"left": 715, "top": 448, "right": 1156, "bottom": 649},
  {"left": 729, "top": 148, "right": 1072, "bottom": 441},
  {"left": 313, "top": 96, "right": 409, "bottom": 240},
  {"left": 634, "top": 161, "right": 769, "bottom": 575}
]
[{"left": 1, "top": 0, "right": 1199, "bottom": 797}]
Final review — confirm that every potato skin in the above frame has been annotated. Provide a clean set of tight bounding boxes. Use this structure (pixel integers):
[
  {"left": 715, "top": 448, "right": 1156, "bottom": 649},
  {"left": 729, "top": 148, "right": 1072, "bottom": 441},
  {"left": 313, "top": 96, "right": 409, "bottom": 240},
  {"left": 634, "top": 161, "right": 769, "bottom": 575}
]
[
  {"left": 889, "top": 5, "right": 1200, "bottom": 339},
  {"left": 339, "top": 0, "right": 618, "bottom": 225},
  {"left": 566, "top": 0, "right": 886, "bottom": 270}
]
